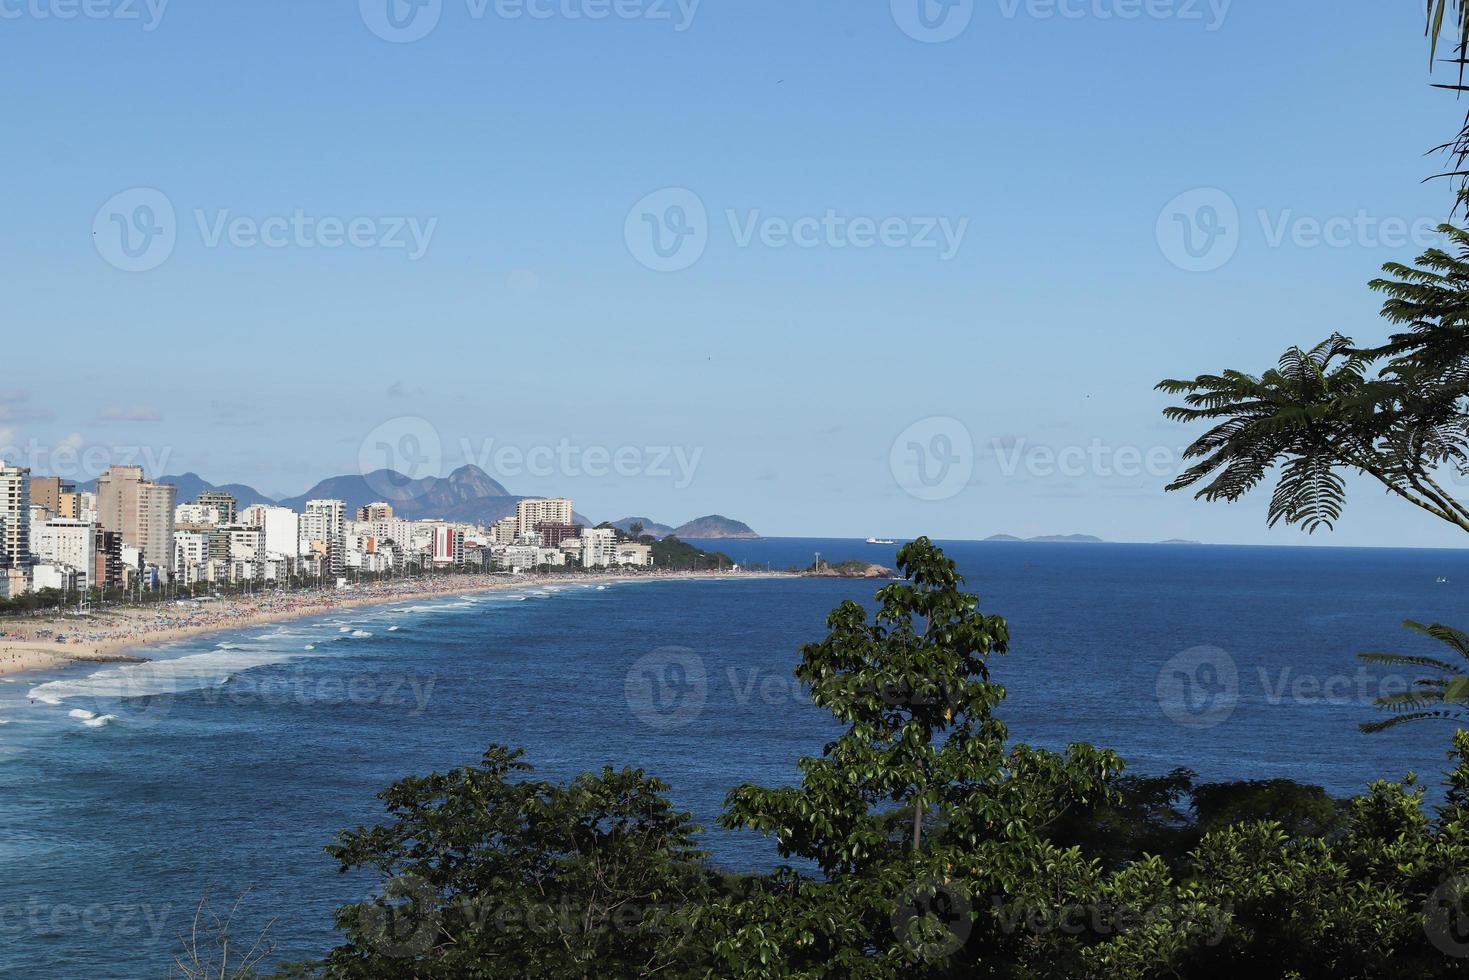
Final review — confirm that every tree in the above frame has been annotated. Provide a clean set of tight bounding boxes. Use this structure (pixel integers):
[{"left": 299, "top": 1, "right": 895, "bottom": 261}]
[
  {"left": 1360, "top": 620, "right": 1469, "bottom": 731},
  {"left": 306, "top": 747, "right": 713, "bottom": 978},
  {"left": 696, "top": 537, "right": 1123, "bottom": 977}
]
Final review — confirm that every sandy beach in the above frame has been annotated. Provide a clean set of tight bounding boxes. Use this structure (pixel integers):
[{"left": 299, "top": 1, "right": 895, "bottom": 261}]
[{"left": 0, "top": 569, "right": 785, "bottom": 680}]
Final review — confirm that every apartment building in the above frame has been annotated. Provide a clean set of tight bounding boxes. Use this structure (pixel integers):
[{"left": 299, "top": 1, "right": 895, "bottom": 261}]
[
  {"left": 516, "top": 498, "right": 573, "bottom": 538},
  {"left": 0, "top": 461, "right": 32, "bottom": 569}
]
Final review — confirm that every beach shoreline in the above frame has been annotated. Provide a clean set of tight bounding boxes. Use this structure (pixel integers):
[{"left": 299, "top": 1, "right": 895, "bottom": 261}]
[{"left": 0, "top": 570, "right": 792, "bottom": 681}]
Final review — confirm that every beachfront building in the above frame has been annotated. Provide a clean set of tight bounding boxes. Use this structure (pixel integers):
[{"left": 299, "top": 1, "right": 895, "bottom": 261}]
[
  {"left": 615, "top": 541, "right": 654, "bottom": 567},
  {"left": 32, "top": 562, "right": 78, "bottom": 595},
  {"left": 240, "top": 504, "right": 301, "bottom": 560},
  {"left": 0, "top": 460, "right": 33, "bottom": 571},
  {"left": 174, "top": 530, "right": 211, "bottom": 584},
  {"left": 225, "top": 525, "right": 265, "bottom": 582},
  {"left": 33, "top": 518, "right": 96, "bottom": 590},
  {"left": 534, "top": 522, "right": 580, "bottom": 548},
  {"left": 97, "top": 465, "right": 176, "bottom": 581},
  {"left": 580, "top": 527, "right": 618, "bottom": 568},
  {"left": 497, "top": 544, "right": 565, "bottom": 571},
  {"left": 489, "top": 517, "right": 518, "bottom": 546},
  {"left": 94, "top": 529, "right": 123, "bottom": 592},
  {"left": 302, "top": 499, "right": 346, "bottom": 576},
  {"left": 516, "top": 498, "right": 573, "bottom": 538},
  {"left": 432, "top": 526, "right": 465, "bottom": 566}
]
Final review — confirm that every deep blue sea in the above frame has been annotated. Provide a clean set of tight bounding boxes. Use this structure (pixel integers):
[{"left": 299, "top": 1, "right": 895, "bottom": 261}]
[{"left": 2, "top": 538, "right": 1468, "bottom": 976}]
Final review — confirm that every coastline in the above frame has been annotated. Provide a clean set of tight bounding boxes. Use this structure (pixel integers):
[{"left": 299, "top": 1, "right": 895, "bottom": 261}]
[{"left": 0, "top": 570, "right": 792, "bottom": 681}]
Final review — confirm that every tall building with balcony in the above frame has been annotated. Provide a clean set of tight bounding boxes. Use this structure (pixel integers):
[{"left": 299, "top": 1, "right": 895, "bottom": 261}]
[
  {"left": 303, "top": 499, "right": 346, "bottom": 576},
  {"left": 96, "top": 466, "right": 175, "bottom": 578},
  {"left": 33, "top": 518, "right": 96, "bottom": 589},
  {"left": 0, "top": 461, "right": 33, "bottom": 570},
  {"left": 432, "top": 525, "right": 465, "bottom": 565},
  {"left": 516, "top": 498, "right": 573, "bottom": 538},
  {"left": 195, "top": 491, "right": 237, "bottom": 525}
]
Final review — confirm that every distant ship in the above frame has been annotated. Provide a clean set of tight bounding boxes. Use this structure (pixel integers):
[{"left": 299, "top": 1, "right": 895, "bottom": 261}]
[{"left": 866, "top": 537, "right": 897, "bottom": 545}]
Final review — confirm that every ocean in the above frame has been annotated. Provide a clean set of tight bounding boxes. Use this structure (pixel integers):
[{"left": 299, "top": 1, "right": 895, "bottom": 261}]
[{"left": 0, "top": 538, "right": 1466, "bottom": 976}]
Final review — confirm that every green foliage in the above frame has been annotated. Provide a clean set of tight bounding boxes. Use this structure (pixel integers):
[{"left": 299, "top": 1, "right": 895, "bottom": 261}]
[
  {"left": 305, "top": 746, "right": 713, "bottom": 978},
  {"left": 649, "top": 536, "right": 734, "bottom": 570},
  {"left": 1360, "top": 620, "right": 1469, "bottom": 732},
  {"left": 1160, "top": 234, "right": 1469, "bottom": 536},
  {"left": 700, "top": 537, "right": 1123, "bottom": 977}
]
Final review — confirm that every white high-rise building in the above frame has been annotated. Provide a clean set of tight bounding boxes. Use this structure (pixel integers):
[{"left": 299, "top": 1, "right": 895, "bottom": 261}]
[
  {"left": 302, "top": 499, "right": 346, "bottom": 575},
  {"left": 0, "top": 460, "right": 32, "bottom": 569},
  {"left": 33, "top": 518, "right": 96, "bottom": 589},
  {"left": 240, "top": 504, "right": 302, "bottom": 559},
  {"left": 225, "top": 525, "right": 266, "bottom": 582},
  {"left": 516, "top": 498, "right": 573, "bottom": 538},
  {"left": 580, "top": 527, "right": 617, "bottom": 568},
  {"left": 174, "top": 530, "right": 211, "bottom": 582}
]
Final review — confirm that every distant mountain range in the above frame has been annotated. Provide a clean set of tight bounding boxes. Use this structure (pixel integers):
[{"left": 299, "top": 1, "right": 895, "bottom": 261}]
[
  {"left": 610, "top": 515, "right": 760, "bottom": 540},
  {"left": 984, "top": 534, "right": 1205, "bottom": 545},
  {"left": 77, "top": 465, "right": 753, "bottom": 532}
]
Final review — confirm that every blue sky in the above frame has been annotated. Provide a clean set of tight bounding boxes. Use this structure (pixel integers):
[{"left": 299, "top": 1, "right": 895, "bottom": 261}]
[{"left": 2, "top": 1, "right": 1466, "bottom": 546}]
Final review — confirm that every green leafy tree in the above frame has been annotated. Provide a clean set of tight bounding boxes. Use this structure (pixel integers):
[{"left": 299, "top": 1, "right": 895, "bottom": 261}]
[
  {"left": 695, "top": 537, "right": 1123, "bottom": 978},
  {"left": 306, "top": 747, "right": 712, "bottom": 979}
]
